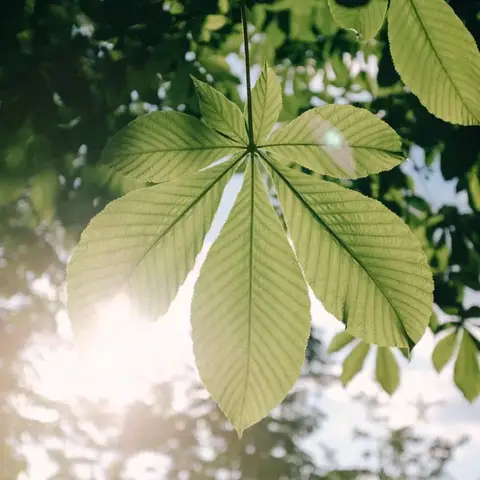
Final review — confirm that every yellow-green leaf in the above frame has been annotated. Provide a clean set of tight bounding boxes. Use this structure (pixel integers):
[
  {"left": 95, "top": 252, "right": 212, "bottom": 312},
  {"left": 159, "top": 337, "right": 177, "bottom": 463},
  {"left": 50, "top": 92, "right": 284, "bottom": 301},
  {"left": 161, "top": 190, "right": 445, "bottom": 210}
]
[
  {"left": 101, "top": 111, "right": 243, "bottom": 183},
  {"left": 247, "top": 64, "right": 282, "bottom": 144},
  {"left": 328, "top": 0, "right": 387, "bottom": 40},
  {"left": 67, "top": 158, "right": 241, "bottom": 347},
  {"left": 388, "top": 0, "right": 480, "bottom": 125},
  {"left": 453, "top": 330, "right": 480, "bottom": 402},
  {"left": 328, "top": 330, "right": 356, "bottom": 354},
  {"left": 375, "top": 347, "right": 400, "bottom": 395},
  {"left": 262, "top": 105, "right": 403, "bottom": 178},
  {"left": 192, "top": 77, "right": 248, "bottom": 145},
  {"left": 432, "top": 330, "right": 457, "bottom": 373},
  {"left": 191, "top": 157, "right": 311, "bottom": 436},
  {"left": 341, "top": 342, "right": 370, "bottom": 385},
  {"left": 267, "top": 158, "right": 433, "bottom": 349}
]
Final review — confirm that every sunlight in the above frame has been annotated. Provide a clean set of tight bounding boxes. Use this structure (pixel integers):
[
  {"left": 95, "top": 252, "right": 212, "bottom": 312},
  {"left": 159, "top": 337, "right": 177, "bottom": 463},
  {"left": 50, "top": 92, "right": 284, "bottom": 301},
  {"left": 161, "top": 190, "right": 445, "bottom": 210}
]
[{"left": 36, "top": 290, "right": 193, "bottom": 408}]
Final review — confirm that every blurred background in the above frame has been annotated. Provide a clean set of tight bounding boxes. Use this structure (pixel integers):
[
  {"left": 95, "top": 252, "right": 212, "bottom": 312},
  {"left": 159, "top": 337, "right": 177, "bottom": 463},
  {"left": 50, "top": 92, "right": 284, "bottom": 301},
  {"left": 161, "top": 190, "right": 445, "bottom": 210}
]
[{"left": 1, "top": 0, "right": 479, "bottom": 478}]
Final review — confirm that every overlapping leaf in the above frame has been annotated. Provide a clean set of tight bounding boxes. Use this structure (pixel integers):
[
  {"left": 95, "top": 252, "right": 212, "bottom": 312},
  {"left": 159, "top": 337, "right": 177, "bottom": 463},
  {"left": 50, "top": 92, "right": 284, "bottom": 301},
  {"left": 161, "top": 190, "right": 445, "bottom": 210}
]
[
  {"left": 101, "top": 111, "right": 244, "bottom": 182},
  {"left": 67, "top": 157, "right": 241, "bottom": 345},
  {"left": 328, "top": 0, "right": 387, "bottom": 40},
  {"left": 267, "top": 158, "right": 433, "bottom": 348},
  {"left": 262, "top": 105, "right": 403, "bottom": 178},
  {"left": 191, "top": 157, "right": 311, "bottom": 436},
  {"left": 388, "top": 0, "right": 480, "bottom": 125},
  {"left": 192, "top": 77, "right": 248, "bottom": 145}
]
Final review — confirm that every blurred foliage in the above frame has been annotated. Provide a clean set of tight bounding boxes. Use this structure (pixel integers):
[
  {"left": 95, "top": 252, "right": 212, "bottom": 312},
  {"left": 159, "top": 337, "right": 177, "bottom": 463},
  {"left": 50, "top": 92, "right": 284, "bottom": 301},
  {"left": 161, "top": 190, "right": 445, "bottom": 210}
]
[{"left": 1, "top": 0, "right": 478, "bottom": 477}]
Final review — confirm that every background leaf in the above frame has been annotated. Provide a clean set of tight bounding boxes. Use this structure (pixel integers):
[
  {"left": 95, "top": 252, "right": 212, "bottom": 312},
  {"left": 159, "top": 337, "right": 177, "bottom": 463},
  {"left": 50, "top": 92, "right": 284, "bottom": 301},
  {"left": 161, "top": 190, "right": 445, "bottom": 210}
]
[
  {"left": 341, "top": 342, "right": 370, "bottom": 385},
  {"left": 328, "top": 0, "right": 387, "bottom": 40},
  {"left": 432, "top": 330, "right": 457, "bottom": 373},
  {"left": 191, "top": 158, "right": 311, "bottom": 436},
  {"left": 388, "top": 0, "right": 480, "bottom": 125},
  {"left": 101, "top": 111, "right": 243, "bottom": 183},
  {"left": 328, "top": 330, "right": 356, "bottom": 354},
  {"left": 453, "top": 330, "right": 480, "bottom": 402},
  {"left": 375, "top": 347, "right": 400, "bottom": 395},
  {"left": 268, "top": 160, "right": 433, "bottom": 349},
  {"left": 263, "top": 105, "right": 403, "bottom": 178}
]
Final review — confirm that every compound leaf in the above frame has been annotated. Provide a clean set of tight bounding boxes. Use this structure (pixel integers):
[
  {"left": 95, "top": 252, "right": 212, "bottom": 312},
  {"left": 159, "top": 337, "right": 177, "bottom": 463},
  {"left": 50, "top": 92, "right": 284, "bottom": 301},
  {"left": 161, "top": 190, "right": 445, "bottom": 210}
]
[
  {"left": 192, "top": 77, "right": 248, "bottom": 145},
  {"left": 262, "top": 105, "right": 403, "bottom": 178},
  {"left": 267, "top": 158, "right": 433, "bottom": 349},
  {"left": 101, "top": 111, "right": 244, "bottom": 183},
  {"left": 388, "top": 0, "right": 480, "bottom": 125},
  {"left": 191, "top": 157, "right": 310, "bottom": 436},
  {"left": 328, "top": 0, "right": 387, "bottom": 40},
  {"left": 67, "top": 157, "right": 241, "bottom": 346}
]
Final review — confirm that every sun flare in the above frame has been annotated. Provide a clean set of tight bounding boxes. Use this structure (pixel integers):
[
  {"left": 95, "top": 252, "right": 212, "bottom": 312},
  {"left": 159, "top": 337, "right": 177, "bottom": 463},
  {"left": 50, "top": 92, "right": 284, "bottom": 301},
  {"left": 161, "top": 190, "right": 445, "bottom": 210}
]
[{"left": 35, "top": 290, "right": 193, "bottom": 407}]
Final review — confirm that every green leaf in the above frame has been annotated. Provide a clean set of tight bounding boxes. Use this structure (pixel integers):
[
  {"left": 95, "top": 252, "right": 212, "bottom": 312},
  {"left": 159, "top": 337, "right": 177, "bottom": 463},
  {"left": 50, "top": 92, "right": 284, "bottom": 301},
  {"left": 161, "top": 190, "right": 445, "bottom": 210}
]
[
  {"left": 267, "top": 158, "right": 433, "bottom": 348},
  {"left": 466, "top": 165, "right": 480, "bottom": 212},
  {"left": 191, "top": 157, "right": 311, "bottom": 436},
  {"left": 454, "top": 330, "right": 480, "bottom": 402},
  {"left": 247, "top": 64, "right": 282, "bottom": 144},
  {"left": 101, "top": 111, "right": 243, "bottom": 183},
  {"left": 328, "top": 0, "right": 387, "bottom": 40},
  {"left": 341, "top": 342, "right": 370, "bottom": 385},
  {"left": 375, "top": 347, "right": 400, "bottom": 395},
  {"left": 262, "top": 105, "right": 403, "bottom": 178},
  {"left": 192, "top": 77, "right": 248, "bottom": 145},
  {"left": 67, "top": 157, "right": 241, "bottom": 346},
  {"left": 432, "top": 330, "right": 457, "bottom": 373},
  {"left": 388, "top": 0, "right": 480, "bottom": 125},
  {"left": 204, "top": 14, "right": 227, "bottom": 31},
  {"left": 0, "top": 178, "right": 25, "bottom": 206},
  {"left": 30, "top": 169, "right": 59, "bottom": 223},
  {"left": 328, "top": 330, "right": 356, "bottom": 353}
]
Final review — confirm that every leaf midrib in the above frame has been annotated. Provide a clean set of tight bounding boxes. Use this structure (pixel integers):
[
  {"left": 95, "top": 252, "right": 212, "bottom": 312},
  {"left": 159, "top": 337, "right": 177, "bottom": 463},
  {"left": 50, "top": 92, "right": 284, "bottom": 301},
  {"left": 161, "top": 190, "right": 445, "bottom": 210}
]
[
  {"left": 262, "top": 153, "right": 412, "bottom": 348},
  {"left": 405, "top": 0, "right": 477, "bottom": 120},
  {"left": 239, "top": 154, "right": 255, "bottom": 434},
  {"left": 107, "top": 145, "right": 246, "bottom": 156}
]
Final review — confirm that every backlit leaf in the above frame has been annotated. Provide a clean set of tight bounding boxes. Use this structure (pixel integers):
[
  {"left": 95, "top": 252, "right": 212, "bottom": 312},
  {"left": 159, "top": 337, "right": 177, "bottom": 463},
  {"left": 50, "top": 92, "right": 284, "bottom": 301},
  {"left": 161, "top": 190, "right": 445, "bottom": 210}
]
[
  {"left": 67, "top": 157, "right": 241, "bottom": 346},
  {"left": 101, "top": 111, "right": 243, "bottom": 183},
  {"left": 375, "top": 347, "right": 400, "bottom": 395},
  {"left": 432, "top": 330, "right": 457, "bottom": 373},
  {"left": 328, "top": 0, "right": 387, "bottom": 40},
  {"left": 328, "top": 330, "right": 356, "bottom": 354},
  {"left": 247, "top": 64, "right": 282, "bottom": 144},
  {"left": 262, "top": 105, "right": 403, "bottom": 178},
  {"left": 341, "top": 342, "right": 370, "bottom": 385},
  {"left": 267, "top": 158, "right": 433, "bottom": 349},
  {"left": 191, "top": 157, "right": 311, "bottom": 436},
  {"left": 192, "top": 77, "right": 248, "bottom": 145},
  {"left": 388, "top": 0, "right": 480, "bottom": 125},
  {"left": 453, "top": 330, "right": 480, "bottom": 402}
]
